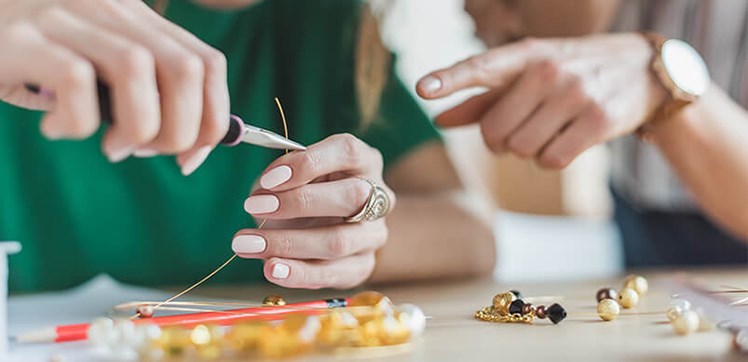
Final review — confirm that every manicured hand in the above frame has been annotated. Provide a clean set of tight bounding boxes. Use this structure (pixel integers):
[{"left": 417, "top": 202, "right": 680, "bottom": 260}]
[
  {"left": 416, "top": 34, "right": 666, "bottom": 168},
  {"left": 0, "top": 0, "right": 230, "bottom": 175},
  {"left": 232, "top": 134, "right": 396, "bottom": 289}
]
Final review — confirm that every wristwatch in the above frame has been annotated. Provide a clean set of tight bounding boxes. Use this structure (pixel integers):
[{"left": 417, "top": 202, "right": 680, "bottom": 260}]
[{"left": 639, "top": 33, "right": 710, "bottom": 135}]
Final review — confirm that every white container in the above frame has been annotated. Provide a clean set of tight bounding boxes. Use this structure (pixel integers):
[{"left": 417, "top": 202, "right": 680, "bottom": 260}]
[{"left": 0, "top": 242, "right": 21, "bottom": 357}]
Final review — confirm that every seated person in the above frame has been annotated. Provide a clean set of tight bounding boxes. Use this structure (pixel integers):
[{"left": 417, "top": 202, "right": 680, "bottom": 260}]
[
  {"left": 416, "top": 0, "right": 748, "bottom": 267},
  {"left": 0, "top": 0, "right": 496, "bottom": 292}
]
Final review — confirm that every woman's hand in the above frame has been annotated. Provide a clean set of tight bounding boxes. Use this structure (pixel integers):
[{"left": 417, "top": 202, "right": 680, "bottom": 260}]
[
  {"left": 0, "top": 0, "right": 229, "bottom": 175},
  {"left": 416, "top": 34, "right": 666, "bottom": 168},
  {"left": 232, "top": 134, "right": 396, "bottom": 289}
]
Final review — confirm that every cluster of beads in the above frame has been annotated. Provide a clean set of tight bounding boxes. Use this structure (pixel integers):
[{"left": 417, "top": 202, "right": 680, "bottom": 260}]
[
  {"left": 666, "top": 298, "right": 712, "bottom": 336},
  {"left": 476, "top": 290, "right": 567, "bottom": 325},
  {"left": 89, "top": 291, "right": 425, "bottom": 360},
  {"left": 595, "top": 274, "right": 648, "bottom": 321}
]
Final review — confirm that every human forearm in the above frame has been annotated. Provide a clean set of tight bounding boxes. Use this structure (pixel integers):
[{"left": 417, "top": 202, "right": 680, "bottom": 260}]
[
  {"left": 369, "top": 190, "right": 496, "bottom": 284},
  {"left": 649, "top": 86, "right": 748, "bottom": 240}
]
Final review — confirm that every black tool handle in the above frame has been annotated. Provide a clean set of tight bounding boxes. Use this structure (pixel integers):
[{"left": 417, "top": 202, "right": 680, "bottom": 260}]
[{"left": 24, "top": 82, "right": 243, "bottom": 146}]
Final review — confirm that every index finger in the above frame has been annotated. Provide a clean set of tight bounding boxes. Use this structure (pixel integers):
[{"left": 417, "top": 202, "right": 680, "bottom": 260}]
[{"left": 415, "top": 40, "right": 537, "bottom": 99}]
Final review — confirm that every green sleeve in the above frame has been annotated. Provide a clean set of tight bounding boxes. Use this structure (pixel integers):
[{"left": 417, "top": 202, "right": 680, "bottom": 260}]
[{"left": 358, "top": 63, "right": 443, "bottom": 169}]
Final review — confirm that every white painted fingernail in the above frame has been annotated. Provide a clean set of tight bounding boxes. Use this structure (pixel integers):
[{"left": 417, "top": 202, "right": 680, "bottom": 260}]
[
  {"left": 272, "top": 263, "right": 290, "bottom": 279},
  {"left": 419, "top": 76, "right": 442, "bottom": 94},
  {"left": 133, "top": 148, "right": 158, "bottom": 158},
  {"left": 244, "top": 195, "right": 280, "bottom": 214},
  {"left": 180, "top": 146, "right": 212, "bottom": 176},
  {"left": 107, "top": 148, "right": 132, "bottom": 163},
  {"left": 260, "top": 165, "right": 292, "bottom": 189},
  {"left": 232, "top": 235, "right": 267, "bottom": 254}
]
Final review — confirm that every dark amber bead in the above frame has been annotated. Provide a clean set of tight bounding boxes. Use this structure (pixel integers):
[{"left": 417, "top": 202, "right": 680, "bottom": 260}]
[
  {"left": 546, "top": 303, "right": 567, "bottom": 324},
  {"left": 596, "top": 288, "right": 618, "bottom": 302},
  {"left": 536, "top": 306, "right": 547, "bottom": 319},
  {"left": 509, "top": 290, "right": 523, "bottom": 300},
  {"left": 509, "top": 300, "right": 525, "bottom": 315}
]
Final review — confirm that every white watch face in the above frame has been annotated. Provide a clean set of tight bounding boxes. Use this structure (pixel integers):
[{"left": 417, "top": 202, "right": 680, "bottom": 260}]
[{"left": 661, "top": 39, "right": 710, "bottom": 96}]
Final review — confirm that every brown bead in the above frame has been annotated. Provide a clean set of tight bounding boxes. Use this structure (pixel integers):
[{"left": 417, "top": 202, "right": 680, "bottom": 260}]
[
  {"left": 596, "top": 288, "right": 618, "bottom": 302},
  {"left": 521, "top": 303, "right": 535, "bottom": 315},
  {"left": 536, "top": 305, "right": 547, "bottom": 319}
]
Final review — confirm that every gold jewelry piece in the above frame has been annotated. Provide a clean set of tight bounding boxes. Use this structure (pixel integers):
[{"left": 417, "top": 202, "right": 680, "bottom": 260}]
[
  {"left": 263, "top": 295, "right": 287, "bottom": 306},
  {"left": 476, "top": 291, "right": 566, "bottom": 325},
  {"left": 346, "top": 178, "right": 391, "bottom": 223}
]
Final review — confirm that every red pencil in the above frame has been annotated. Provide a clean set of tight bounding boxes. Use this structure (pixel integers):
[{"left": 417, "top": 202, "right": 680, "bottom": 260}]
[{"left": 15, "top": 298, "right": 349, "bottom": 344}]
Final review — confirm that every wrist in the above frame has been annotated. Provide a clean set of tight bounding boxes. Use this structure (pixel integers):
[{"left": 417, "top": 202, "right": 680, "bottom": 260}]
[{"left": 635, "top": 33, "right": 710, "bottom": 139}]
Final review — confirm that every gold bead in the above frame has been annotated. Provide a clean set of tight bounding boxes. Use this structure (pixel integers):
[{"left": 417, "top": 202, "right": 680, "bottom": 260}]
[
  {"left": 618, "top": 287, "right": 639, "bottom": 309},
  {"left": 672, "top": 310, "right": 699, "bottom": 335},
  {"left": 623, "top": 275, "right": 648, "bottom": 295},
  {"left": 318, "top": 311, "right": 359, "bottom": 347},
  {"left": 225, "top": 322, "right": 267, "bottom": 351},
  {"left": 263, "top": 295, "right": 286, "bottom": 306},
  {"left": 597, "top": 299, "right": 621, "bottom": 321},
  {"left": 190, "top": 324, "right": 223, "bottom": 360},
  {"left": 154, "top": 327, "right": 192, "bottom": 358},
  {"left": 492, "top": 292, "right": 516, "bottom": 316},
  {"left": 350, "top": 291, "right": 386, "bottom": 307}
]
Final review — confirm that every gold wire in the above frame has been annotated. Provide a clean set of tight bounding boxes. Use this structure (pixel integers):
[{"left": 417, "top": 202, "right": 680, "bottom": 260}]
[{"left": 133, "top": 100, "right": 291, "bottom": 319}]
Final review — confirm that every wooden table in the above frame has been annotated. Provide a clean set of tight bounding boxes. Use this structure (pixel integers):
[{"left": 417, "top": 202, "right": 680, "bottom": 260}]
[{"left": 197, "top": 268, "right": 747, "bottom": 361}]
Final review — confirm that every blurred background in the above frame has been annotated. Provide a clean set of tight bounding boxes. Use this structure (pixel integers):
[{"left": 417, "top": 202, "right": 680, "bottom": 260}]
[{"left": 379, "top": 0, "right": 623, "bottom": 282}]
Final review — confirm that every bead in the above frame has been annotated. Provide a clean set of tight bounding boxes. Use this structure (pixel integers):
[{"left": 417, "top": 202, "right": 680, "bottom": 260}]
[
  {"left": 618, "top": 287, "right": 639, "bottom": 309},
  {"left": 508, "top": 300, "right": 525, "bottom": 315},
  {"left": 666, "top": 308, "right": 682, "bottom": 322},
  {"left": 595, "top": 288, "right": 618, "bottom": 302},
  {"left": 88, "top": 318, "right": 115, "bottom": 347},
  {"left": 521, "top": 303, "right": 535, "bottom": 315},
  {"left": 492, "top": 292, "right": 516, "bottom": 316},
  {"left": 318, "top": 311, "right": 359, "bottom": 347},
  {"left": 225, "top": 322, "right": 267, "bottom": 351},
  {"left": 596, "top": 299, "right": 621, "bottom": 321},
  {"left": 546, "top": 303, "right": 567, "bottom": 324},
  {"left": 397, "top": 304, "right": 426, "bottom": 337},
  {"left": 350, "top": 291, "right": 386, "bottom": 307},
  {"left": 672, "top": 310, "right": 699, "bottom": 335},
  {"left": 297, "top": 316, "right": 321, "bottom": 343},
  {"left": 669, "top": 299, "right": 691, "bottom": 312},
  {"left": 153, "top": 327, "right": 192, "bottom": 358},
  {"left": 137, "top": 305, "right": 155, "bottom": 318},
  {"left": 379, "top": 314, "right": 411, "bottom": 345},
  {"left": 623, "top": 275, "right": 648, "bottom": 295},
  {"left": 509, "top": 290, "right": 523, "bottom": 300},
  {"left": 535, "top": 305, "right": 547, "bottom": 319},
  {"left": 263, "top": 295, "right": 286, "bottom": 306}
]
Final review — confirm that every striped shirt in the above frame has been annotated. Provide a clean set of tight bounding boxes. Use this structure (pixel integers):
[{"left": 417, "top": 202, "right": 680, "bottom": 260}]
[{"left": 610, "top": 0, "right": 748, "bottom": 211}]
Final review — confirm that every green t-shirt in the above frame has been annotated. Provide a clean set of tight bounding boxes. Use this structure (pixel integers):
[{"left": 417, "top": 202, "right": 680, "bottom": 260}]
[{"left": 0, "top": 0, "right": 440, "bottom": 292}]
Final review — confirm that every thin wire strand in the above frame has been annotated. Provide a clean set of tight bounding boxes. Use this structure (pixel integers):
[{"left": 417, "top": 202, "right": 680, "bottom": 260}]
[{"left": 132, "top": 100, "right": 291, "bottom": 319}]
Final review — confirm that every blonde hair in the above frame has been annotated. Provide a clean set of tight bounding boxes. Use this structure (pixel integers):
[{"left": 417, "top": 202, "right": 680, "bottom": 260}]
[{"left": 355, "top": 3, "right": 391, "bottom": 125}]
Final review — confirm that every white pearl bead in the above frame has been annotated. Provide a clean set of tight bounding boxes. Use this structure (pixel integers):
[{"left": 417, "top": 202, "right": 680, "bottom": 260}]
[
  {"left": 397, "top": 304, "right": 426, "bottom": 337},
  {"left": 298, "top": 316, "right": 321, "bottom": 343},
  {"left": 669, "top": 299, "right": 691, "bottom": 312},
  {"left": 88, "top": 318, "right": 115, "bottom": 347},
  {"left": 672, "top": 310, "right": 699, "bottom": 335}
]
